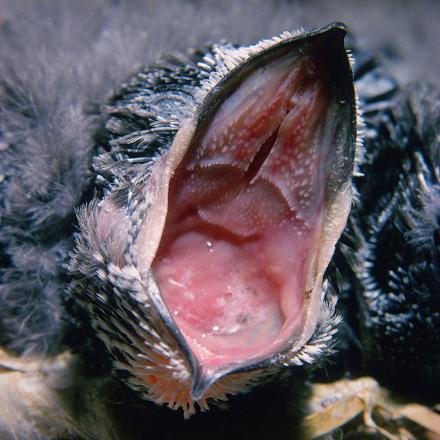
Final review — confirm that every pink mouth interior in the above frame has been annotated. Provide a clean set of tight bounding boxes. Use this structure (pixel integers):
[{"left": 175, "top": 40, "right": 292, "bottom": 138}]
[{"left": 153, "top": 53, "right": 330, "bottom": 371}]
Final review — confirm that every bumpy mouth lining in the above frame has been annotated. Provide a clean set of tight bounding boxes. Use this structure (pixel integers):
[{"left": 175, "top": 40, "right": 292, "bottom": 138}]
[{"left": 152, "top": 51, "right": 333, "bottom": 373}]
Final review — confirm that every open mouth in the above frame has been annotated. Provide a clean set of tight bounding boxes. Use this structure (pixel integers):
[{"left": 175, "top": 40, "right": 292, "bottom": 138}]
[{"left": 152, "top": 40, "right": 351, "bottom": 377}]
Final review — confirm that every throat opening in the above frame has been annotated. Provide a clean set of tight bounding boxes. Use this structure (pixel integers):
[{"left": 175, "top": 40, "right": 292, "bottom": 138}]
[{"left": 245, "top": 125, "right": 280, "bottom": 183}]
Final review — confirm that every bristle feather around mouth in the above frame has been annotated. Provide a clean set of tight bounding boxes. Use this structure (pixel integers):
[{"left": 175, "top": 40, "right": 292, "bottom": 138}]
[{"left": 70, "top": 23, "right": 357, "bottom": 417}]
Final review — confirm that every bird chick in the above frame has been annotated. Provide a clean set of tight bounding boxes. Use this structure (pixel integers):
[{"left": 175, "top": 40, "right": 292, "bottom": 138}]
[{"left": 69, "top": 22, "right": 357, "bottom": 418}]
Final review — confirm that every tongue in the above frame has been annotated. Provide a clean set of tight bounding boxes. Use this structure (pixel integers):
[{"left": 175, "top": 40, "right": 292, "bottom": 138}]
[
  {"left": 154, "top": 223, "right": 308, "bottom": 368},
  {"left": 154, "top": 231, "right": 284, "bottom": 354},
  {"left": 153, "top": 52, "right": 330, "bottom": 370}
]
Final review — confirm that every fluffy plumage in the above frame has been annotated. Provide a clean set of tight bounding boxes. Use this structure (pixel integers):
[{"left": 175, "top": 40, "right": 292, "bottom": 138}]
[{"left": 351, "top": 83, "right": 440, "bottom": 398}]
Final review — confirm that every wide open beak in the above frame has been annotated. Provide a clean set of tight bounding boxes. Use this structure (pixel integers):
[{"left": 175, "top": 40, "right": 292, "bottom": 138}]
[
  {"left": 135, "top": 24, "right": 357, "bottom": 401},
  {"left": 74, "top": 23, "right": 358, "bottom": 417}
]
